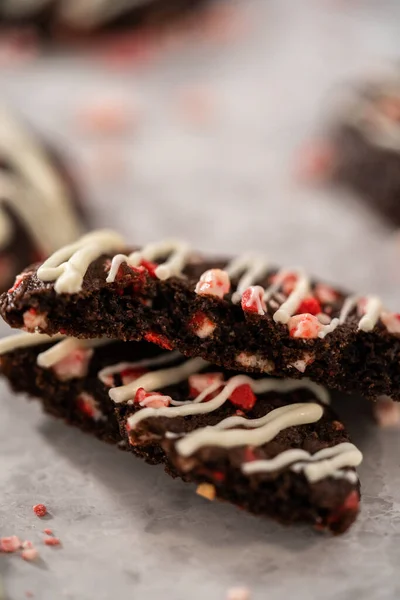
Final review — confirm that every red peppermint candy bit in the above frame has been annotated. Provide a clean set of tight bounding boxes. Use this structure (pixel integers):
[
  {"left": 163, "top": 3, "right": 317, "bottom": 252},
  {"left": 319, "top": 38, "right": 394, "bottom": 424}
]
[
  {"left": 270, "top": 272, "right": 298, "bottom": 296},
  {"left": 241, "top": 286, "right": 266, "bottom": 315},
  {"left": 314, "top": 283, "right": 339, "bottom": 305},
  {"left": 144, "top": 332, "right": 173, "bottom": 350},
  {"left": 380, "top": 312, "right": 400, "bottom": 334},
  {"left": 296, "top": 140, "right": 336, "bottom": 182},
  {"left": 76, "top": 393, "right": 104, "bottom": 421},
  {"left": 1, "top": 535, "right": 21, "bottom": 552},
  {"left": 33, "top": 504, "right": 47, "bottom": 518},
  {"left": 324, "top": 491, "right": 360, "bottom": 535},
  {"left": 212, "top": 471, "right": 225, "bottom": 482},
  {"left": 44, "top": 537, "right": 61, "bottom": 547},
  {"left": 288, "top": 314, "right": 321, "bottom": 339},
  {"left": 243, "top": 447, "right": 257, "bottom": 463},
  {"left": 229, "top": 384, "right": 256, "bottom": 411},
  {"left": 52, "top": 348, "right": 93, "bottom": 381},
  {"left": 8, "top": 272, "right": 27, "bottom": 293},
  {"left": 188, "top": 373, "right": 224, "bottom": 400},
  {"left": 296, "top": 296, "right": 321, "bottom": 316},
  {"left": 134, "top": 387, "right": 171, "bottom": 408},
  {"left": 139, "top": 259, "right": 158, "bottom": 278}
]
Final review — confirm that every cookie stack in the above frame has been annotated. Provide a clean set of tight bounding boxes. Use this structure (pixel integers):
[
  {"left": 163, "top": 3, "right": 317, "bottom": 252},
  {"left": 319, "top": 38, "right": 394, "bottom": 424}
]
[{"left": 13, "top": 228, "right": 400, "bottom": 534}]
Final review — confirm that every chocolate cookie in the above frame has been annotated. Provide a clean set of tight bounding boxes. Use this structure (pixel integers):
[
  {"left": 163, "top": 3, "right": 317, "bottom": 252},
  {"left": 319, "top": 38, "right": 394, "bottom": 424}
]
[
  {"left": 0, "top": 106, "right": 86, "bottom": 292},
  {"left": 2, "top": 230, "right": 400, "bottom": 400},
  {"left": 331, "top": 75, "right": 400, "bottom": 225},
  {"left": 0, "top": 0, "right": 209, "bottom": 39},
  {"left": 0, "top": 332, "right": 362, "bottom": 534}
]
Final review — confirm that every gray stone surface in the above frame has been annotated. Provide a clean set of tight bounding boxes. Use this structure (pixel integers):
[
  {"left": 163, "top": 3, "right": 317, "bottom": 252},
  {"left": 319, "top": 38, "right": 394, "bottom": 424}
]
[{"left": 0, "top": 0, "right": 400, "bottom": 598}]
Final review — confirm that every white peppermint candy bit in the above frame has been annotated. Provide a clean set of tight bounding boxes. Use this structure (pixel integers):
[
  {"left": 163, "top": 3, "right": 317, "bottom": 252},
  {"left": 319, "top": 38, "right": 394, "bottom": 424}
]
[{"left": 195, "top": 269, "right": 231, "bottom": 299}]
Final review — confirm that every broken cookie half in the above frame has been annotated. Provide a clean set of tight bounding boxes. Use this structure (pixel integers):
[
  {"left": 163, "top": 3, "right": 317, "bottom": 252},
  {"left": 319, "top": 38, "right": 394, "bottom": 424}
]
[{"left": 0, "top": 332, "right": 362, "bottom": 534}]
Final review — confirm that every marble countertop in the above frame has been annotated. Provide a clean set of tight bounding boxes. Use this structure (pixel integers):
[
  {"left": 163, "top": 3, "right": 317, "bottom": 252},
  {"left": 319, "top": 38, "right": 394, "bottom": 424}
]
[{"left": 0, "top": 1, "right": 400, "bottom": 598}]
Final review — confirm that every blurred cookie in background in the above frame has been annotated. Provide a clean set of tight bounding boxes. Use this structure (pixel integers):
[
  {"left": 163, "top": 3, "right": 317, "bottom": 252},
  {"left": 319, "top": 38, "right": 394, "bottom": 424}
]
[
  {"left": 0, "top": 105, "right": 86, "bottom": 293},
  {"left": 299, "top": 72, "right": 400, "bottom": 227},
  {"left": 0, "top": 0, "right": 211, "bottom": 40}
]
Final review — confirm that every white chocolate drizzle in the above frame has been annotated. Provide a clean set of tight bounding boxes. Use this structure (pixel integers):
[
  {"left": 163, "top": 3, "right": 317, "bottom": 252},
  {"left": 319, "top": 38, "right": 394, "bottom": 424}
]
[
  {"left": 175, "top": 401, "right": 323, "bottom": 457},
  {"left": 106, "top": 239, "right": 191, "bottom": 283},
  {"left": 37, "top": 229, "right": 126, "bottom": 294},
  {"left": 115, "top": 353, "right": 361, "bottom": 484},
  {"left": 242, "top": 442, "right": 362, "bottom": 483},
  {"left": 37, "top": 337, "right": 109, "bottom": 368},
  {"left": 358, "top": 296, "right": 383, "bottom": 332},
  {"left": 33, "top": 230, "right": 389, "bottom": 336},
  {"left": 98, "top": 351, "right": 182, "bottom": 385},
  {"left": 345, "top": 85, "right": 400, "bottom": 152},
  {"left": 272, "top": 271, "right": 310, "bottom": 324},
  {"left": 124, "top": 366, "right": 330, "bottom": 429},
  {"left": 226, "top": 254, "right": 269, "bottom": 304},
  {"left": 109, "top": 357, "right": 209, "bottom": 404},
  {"left": 0, "top": 332, "right": 65, "bottom": 355},
  {"left": 0, "top": 105, "right": 84, "bottom": 254}
]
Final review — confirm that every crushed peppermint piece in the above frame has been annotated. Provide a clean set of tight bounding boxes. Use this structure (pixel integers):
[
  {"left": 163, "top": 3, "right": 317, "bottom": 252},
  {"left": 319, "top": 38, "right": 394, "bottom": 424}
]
[
  {"left": 188, "top": 311, "right": 216, "bottom": 338},
  {"left": 226, "top": 587, "right": 251, "bottom": 600},
  {"left": 296, "top": 140, "right": 336, "bottom": 182},
  {"left": 52, "top": 348, "right": 94, "bottom": 381},
  {"left": 380, "top": 312, "right": 400, "bottom": 334},
  {"left": 189, "top": 373, "right": 224, "bottom": 400},
  {"left": 8, "top": 272, "right": 29, "bottom": 293},
  {"left": 1, "top": 535, "right": 21, "bottom": 552},
  {"left": 241, "top": 286, "right": 266, "bottom": 315},
  {"left": 270, "top": 272, "right": 298, "bottom": 296},
  {"left": 43, "top": 529, "right": 53, "bottom": 536},
  {"left": 144, "top": 332, "right": 173, "bottom": 350},
  {"left": 236, "top": 352, "right": 274, "bottom": 373},
  {"left": 21, "top": 547, "right": 39, "bottom": 562},
  {"left": 288, "top": 314, "right": 321, "bottom": 339},
  {"left": 296, "top": 296, "right": 321, "bottom": 316},
  {"left": 195, "top": 269, "right": 231, "bottom": 299},
  {"left": 135, "top": 388, "right": 171, "bottom": 408},
  {"left": 314, "top": 283, "right": 339, "bottom": 304},
  {"left": 196, "top": 483, "right": 216, "bottom": 501},
  {"left": 33, "top": 504, "right": 47, "bottom": 518},
  {"left": 22, "top": 309, "right": 47, "bottom": 332},
  {"left": 44, "top": 537, "right": 61, "bottom": 547},
  {"left": 229, "top": 384, "right": 256, "bottom": 411},
  {"left": 291, "top": 352, "right": 315, "bottom": 373},
  {"left": 77, "top": 393, "right": 104, "bottom": 421}
]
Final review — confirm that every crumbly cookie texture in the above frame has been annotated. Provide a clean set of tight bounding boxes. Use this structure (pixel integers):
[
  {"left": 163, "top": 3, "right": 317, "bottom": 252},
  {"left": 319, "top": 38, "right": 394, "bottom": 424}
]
[
  {"left": 0, "top": 334, "right": 361, "bottom": 534},
  {"left": 2, "top": 230, "right": 400, "bottom": 400}
]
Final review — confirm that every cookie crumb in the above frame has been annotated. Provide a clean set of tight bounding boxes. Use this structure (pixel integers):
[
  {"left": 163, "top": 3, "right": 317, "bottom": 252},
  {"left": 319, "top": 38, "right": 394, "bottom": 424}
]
[
  {"left": 196, "top": 483, "right": 216, "bottom": 501},
  {"left": 33, "top": 504, "right": 47, "bottom": 517}
]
